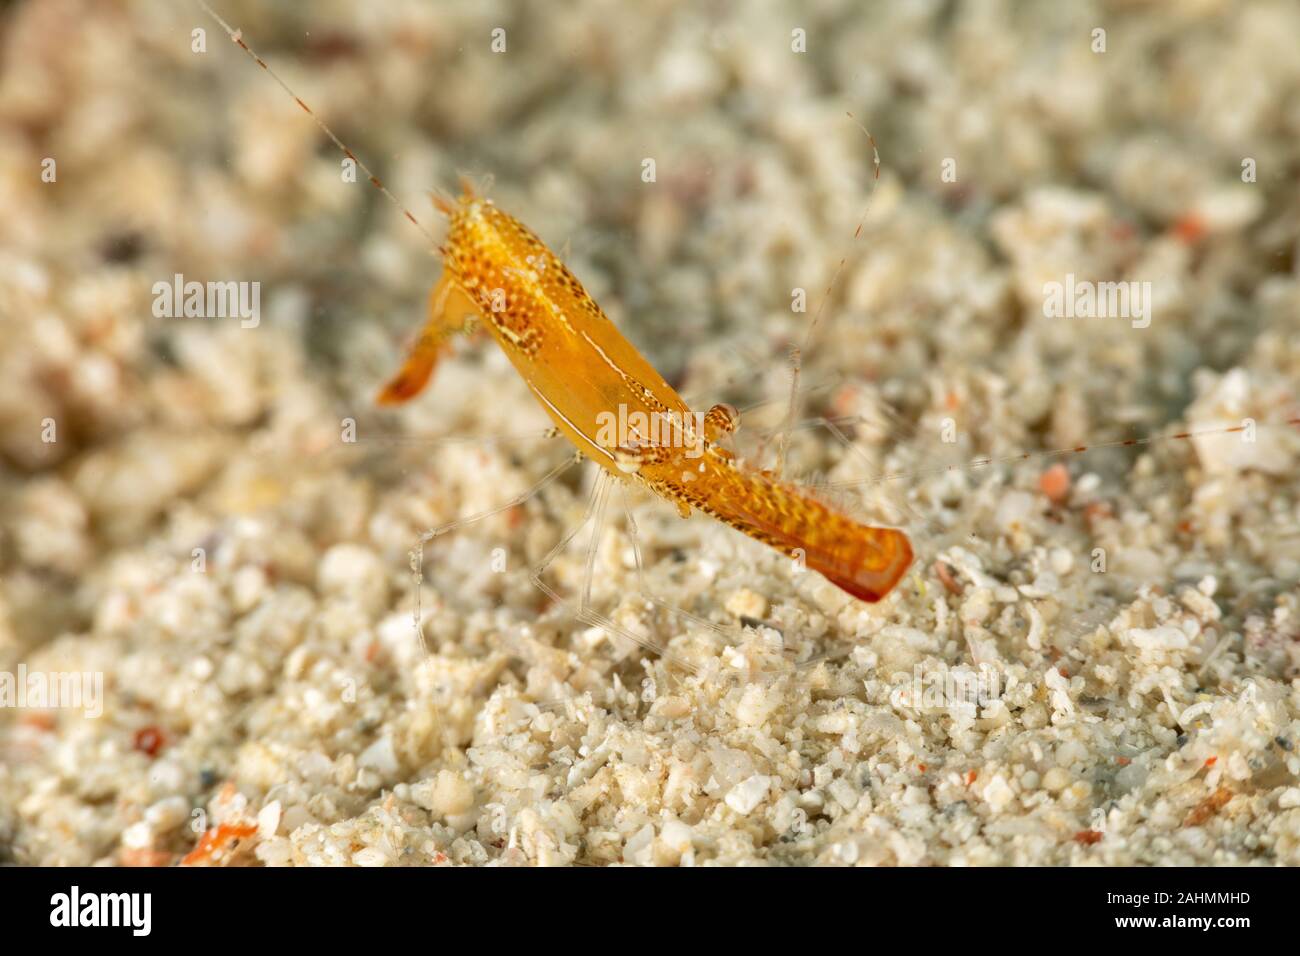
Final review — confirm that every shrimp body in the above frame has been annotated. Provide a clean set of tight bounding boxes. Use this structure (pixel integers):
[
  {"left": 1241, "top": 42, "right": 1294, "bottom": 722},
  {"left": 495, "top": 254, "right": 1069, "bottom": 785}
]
[{"left": 381, "top": 192, "right": 913, "bottom": 602}]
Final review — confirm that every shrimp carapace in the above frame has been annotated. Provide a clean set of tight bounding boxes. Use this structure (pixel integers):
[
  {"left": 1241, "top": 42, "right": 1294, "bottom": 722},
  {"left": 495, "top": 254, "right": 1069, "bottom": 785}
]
[{"left": 378, "top": 191, "right": 915, "bottom": 602}]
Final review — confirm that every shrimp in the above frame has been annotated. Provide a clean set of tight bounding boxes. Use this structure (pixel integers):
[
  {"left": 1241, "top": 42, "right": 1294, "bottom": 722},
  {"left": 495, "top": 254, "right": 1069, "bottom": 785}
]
[
  {"left": 198, "top": 1, "right": 912, "bottom": 606},
  {"left": 375, "top": 189, "right": 913, "bottom": 602}
]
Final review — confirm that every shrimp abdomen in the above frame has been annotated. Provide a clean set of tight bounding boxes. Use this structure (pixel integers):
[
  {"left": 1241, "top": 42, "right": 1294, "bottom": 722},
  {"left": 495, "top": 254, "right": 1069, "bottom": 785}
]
[{"left": 648, "top": 454, "right": 913, "bottom": 602}]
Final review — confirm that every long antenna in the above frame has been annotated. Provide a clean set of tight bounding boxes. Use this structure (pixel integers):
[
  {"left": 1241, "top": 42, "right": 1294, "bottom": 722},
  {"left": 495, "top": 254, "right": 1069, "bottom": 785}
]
[
  {"left": 828, "top": 415, "right": 1300, "bottom": 490},
  {"left": 773, "top": 112, "right": 882, "bottom": 476},
  {"left": 196, "top": 0, "right": 438, "bottom": 246}
]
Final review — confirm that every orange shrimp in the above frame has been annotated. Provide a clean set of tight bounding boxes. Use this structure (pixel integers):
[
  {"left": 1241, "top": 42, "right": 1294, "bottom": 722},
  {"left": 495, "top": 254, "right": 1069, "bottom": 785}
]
[
  {"left": 201, "top": 2, "right": 913, "bottom": 605},
  {"left": 376, "top": 190, "right": 913, "bottom": 602}
]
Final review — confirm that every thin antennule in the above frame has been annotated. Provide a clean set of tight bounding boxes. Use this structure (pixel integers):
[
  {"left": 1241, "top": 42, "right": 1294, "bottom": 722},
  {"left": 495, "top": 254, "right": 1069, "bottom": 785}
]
[
  {"left": 828, "top": 415, "right": 1300, "bottom": 490},
  {"left": 774, "top": 111, "right": 883, "bottom": 474},
  {"left": 196, "top": 0, "right": 439, "bottom": 246}
]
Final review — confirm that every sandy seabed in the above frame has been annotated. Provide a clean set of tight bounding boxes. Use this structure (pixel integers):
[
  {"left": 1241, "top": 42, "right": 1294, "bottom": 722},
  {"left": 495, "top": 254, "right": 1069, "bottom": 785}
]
[{"left": 1, "top": 0, "right": 1299, "bottom": 865}]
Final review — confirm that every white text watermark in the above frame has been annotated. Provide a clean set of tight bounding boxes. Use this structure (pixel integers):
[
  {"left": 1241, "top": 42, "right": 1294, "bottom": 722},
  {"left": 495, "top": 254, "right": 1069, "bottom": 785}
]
[
  {"left": 1, "top": 664, "right": 104, "bottom": 718},
  {"left": 152, "top": 273, "right": 260, "bottom": 328},
  {"left": 1043, "top": 273, "right": 1151, "bottom": 329},
  {"left": 595, "top": 405, "right": 707, "bottom": 460}
]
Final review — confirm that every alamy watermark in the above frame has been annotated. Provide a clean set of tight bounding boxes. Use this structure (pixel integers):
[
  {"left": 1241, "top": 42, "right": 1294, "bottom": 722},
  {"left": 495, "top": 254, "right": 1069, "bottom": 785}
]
[
  {"left": 50, "top": 886, "right": 150, "bottom": 936},
  {"left": 890, "top": 663, "right": 1001, "bottom": 714},
  {"left": 595, "top": 404, "right": 707, "bottom": 459},
  {"left": 1043, "top": 273, "right": 1151, "bottom": 329},
  {"left": 152, "top": 273, "right": 260, "bottom": 328},
  {"left": 1, "top": 664, "right": 103, "bottom": 718}
]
